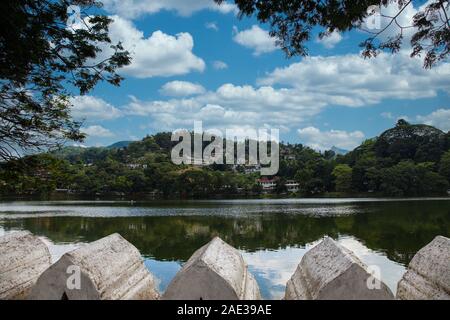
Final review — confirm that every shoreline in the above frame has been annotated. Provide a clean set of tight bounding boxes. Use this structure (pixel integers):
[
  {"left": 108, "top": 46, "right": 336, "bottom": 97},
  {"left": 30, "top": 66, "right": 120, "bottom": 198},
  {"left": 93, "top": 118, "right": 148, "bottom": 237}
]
[{"left": 1, "top": 194, "right": 449, "bottom": 203}]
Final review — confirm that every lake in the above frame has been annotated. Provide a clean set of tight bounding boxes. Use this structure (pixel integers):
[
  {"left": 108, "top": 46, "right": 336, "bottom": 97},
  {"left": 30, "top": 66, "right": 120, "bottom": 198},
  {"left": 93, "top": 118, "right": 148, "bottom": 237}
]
[{"left": 1, "top": 198, "right": 449, "bottom": 299}]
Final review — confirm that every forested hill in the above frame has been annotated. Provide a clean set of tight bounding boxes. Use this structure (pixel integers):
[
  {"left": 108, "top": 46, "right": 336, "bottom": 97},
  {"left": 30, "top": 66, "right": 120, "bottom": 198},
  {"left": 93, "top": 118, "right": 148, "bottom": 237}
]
[
  {"left": 339, "top": 120, "right": 450, "bottom": 196},
  {"left": 0, "top": 121, "right": 449, "bottom": 198}
]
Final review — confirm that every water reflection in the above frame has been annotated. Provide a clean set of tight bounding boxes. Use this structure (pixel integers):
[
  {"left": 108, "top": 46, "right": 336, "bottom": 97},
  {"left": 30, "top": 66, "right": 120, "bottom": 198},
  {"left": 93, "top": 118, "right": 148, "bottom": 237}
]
[
  {"left": 243, "top": 237, "right": 406, "bottom": 299},
  {"left": 0, "top": 199, "right": 449, "bottom": 299}
]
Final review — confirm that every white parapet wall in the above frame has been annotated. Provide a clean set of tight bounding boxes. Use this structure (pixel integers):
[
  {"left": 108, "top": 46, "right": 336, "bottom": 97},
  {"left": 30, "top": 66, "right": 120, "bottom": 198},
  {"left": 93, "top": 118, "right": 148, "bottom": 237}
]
[
  {"left": 397, "top": 235, "right": 450, "bottom": 300},
  {"left": 0, "top": 231, "right": 52, "bottom": 300},
  {"left": 29, "top": 233, "right": 159, "bottom": 300},
  {"left": 285, "top": 236, "right": 394, "bottom": 300},
  {"left": 162, "top": 236, "right": 261, "bottom": 300}
]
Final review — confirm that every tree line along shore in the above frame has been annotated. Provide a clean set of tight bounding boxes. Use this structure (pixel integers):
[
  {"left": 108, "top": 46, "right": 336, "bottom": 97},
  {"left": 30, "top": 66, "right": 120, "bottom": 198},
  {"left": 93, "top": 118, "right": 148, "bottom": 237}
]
[{"left": 1, "top": 120, "right": 450, "bottom": 199}]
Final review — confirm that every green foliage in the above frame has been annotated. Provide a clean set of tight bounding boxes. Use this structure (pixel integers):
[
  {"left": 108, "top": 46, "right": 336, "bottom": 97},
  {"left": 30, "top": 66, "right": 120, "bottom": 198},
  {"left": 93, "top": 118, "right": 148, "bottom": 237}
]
[
  {"left": 0, "top": 153, "right": 71, "bottom": 195},
  {"left": 374, "top": 120, "right": 446, "bottom": 163},
  {"left": 217, "top": 0, "right": 450, "bottom": 68},
  {"left": 0, "top": 1, "right": 131, "bottom": 161},
  {"left": 340, "top": 120, "right": 450, "bottom": 196},
  {"left": 439, "top": 150, "right": 450, "bottom": 183},
  {"left": 1, "top": 121, "right": 449, "bottom": 198},
  {"left": 332, "top": 164, "right": 353, "bottom": 192},
  {"left": 372, "top": 161, "right": 449, "bottom": 196}
]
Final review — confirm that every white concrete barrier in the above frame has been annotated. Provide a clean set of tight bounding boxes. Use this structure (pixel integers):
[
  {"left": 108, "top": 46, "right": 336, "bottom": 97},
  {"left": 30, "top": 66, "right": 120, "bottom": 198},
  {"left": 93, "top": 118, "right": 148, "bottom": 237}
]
[
  {"left": 0, "top": 231, "right": 52, "bottom": 300},
  {"left": 29, "top": 233, "right": 159, "bottom": 300},
  {"left": 163, "top": 237, "right": 261, "bottom": 300},
  {"left": 285, "top": 237, "right": 394, "bottom": 300},
  {"left": 397, "top": 235, "right": 450, "bottom": 300}
]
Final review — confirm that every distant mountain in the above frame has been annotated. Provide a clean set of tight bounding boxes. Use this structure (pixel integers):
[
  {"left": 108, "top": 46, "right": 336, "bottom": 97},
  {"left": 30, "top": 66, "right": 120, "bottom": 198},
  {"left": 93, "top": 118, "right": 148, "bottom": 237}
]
[
  {"left": 107, "top": 141, "right": 134, "bottom": 149},
  {"left": 330, "top": 146, "right": 349, "bottom": 155}
]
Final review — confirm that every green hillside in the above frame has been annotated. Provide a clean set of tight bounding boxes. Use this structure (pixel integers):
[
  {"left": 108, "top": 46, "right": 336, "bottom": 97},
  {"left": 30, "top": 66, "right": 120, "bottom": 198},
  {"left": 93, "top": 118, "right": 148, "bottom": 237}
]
[{"left": 1, "top": 120, "right": 449, "bottom": 198}]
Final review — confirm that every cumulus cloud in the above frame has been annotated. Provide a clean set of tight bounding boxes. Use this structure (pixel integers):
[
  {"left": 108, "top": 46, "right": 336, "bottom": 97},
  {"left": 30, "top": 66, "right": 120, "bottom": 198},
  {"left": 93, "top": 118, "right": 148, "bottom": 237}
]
[
  {"left": 233, "top": 25, "right": 277, "bottom": 56},
  {"left": 205, "top": 21, "right": 219, "bottom": 31},
  {"left": 81, "top": 125, "right": 115, "bottom": 138},
  {"left": 70, "top": 96, "right": 122, "bottom": 120},
  {"left": 102, "top": 0, "right": 237, "bottom": 18},
  {"left": 258, "top": 52, "right": 450, "bottom": 107},
  {"left": 76, "top": 49, "right": 450, "bottom": 132},
  {"left": 123, "top": 83, "right": 324, "bottom": 131},
  {"left": 416, "top": 108, "right": 450, "bottom": 132},
  {"left": 316, "top": 31, "right": 343, "bottom": 49},
  {"left": 160, "top": 81, "right": 206, "bottom": 97},
  {"left": 297, "top": 127, "right": 365, "bottom": 151},
  {"left": 212, "top": 60, "right": 228, "bottom": 70},
  {"left": 73, "top": 49, "right": 450, "bottom": 134},
  {"left": 361, "top": 1, "right": 421, "bottom": 45},
  {"left": 103, "top": 16, "right": 205, "bottom": 78}
]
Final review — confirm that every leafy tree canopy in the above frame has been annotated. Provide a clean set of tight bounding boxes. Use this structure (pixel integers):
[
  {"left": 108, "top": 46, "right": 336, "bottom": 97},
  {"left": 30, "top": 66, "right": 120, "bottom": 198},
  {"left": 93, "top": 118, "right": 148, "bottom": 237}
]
[
  {"left": 0, "top": 0, "right": 131, "bottom": 161},
  {"left": 332, "top": 164, "right": 353, "bottom": 192},
  {"left": 217, "top": 0, "right": 449, "bottom": 67},
  {"left": 1, "top": 123, "right": 449, "bottom": 198}
]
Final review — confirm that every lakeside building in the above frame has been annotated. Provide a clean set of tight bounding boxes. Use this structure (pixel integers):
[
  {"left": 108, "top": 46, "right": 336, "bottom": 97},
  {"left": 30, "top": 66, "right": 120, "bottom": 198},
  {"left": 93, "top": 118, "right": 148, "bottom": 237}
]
[
  {"left": 126, "top": 163, "right": 148, "bottom": 169},
  {"left": 285, "top": 180, "right": 300, "bottom": 193},
  {"left": 257, "top": 177, "right": 278, "bottom": 192},
  {"left": 257, "top": 178, "right": 300, "bottom": 194}
]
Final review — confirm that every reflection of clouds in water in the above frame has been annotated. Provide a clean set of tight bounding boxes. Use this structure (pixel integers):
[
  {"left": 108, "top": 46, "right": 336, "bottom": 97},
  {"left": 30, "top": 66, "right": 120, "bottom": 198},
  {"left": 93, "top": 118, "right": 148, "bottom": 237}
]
[
  {"left": 241, "top": 239, "right": 323, "bottom": 299},
  {"left": 242, "top": 236, "right": 406, "bottom": 299},
  {"left": 0, "top": 227, "right": 406, "bottom": 299},
  {"left": 337, "top": 237, "right": 406, "bottom": 294},
  {"left": 144, "top": 260, "right": 181, "bottom": 294},
  {"left": 39, "top": 237, "right": 81, "bottom": 263}
]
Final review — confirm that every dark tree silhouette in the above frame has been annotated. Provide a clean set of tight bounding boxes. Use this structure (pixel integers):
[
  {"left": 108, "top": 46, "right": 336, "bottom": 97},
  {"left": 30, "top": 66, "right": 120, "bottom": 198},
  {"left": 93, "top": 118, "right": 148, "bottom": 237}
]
[
  {"left": 0, "top": 1, "right": 131, "bottom": 161},
  {"left": 217, "top": 0, "right": 449, "bottom": 68}
]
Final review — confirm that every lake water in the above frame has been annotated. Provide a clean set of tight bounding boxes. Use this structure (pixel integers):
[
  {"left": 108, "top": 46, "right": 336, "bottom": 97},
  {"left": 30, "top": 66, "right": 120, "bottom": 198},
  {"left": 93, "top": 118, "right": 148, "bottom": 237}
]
[{"left": 1, "top": 198, "right": 449, "bottom": 299}]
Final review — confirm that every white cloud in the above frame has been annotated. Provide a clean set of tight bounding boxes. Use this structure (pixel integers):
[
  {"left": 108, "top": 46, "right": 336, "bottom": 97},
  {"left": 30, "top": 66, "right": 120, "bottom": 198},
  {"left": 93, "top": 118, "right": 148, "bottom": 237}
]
[
  {"left": 72, "top": 143, "right": 88, "bottom": 148},
  {"left": 416, "top": 108, "right": 450, "bottom": 132},
  {"left": 297, "top": 127, "right": 365, "bottom": 151},
  {"left": 123, "top": 83, "right": 324, "bottom": 130},
  {"left": 380, "top": 112, "right": 394, "bottom": 119},
  {"left": 70, "top": 96, "right": 122, "bottom": 120},
  {"left": 104, "top": 16, "right": 205, "bottom": 78},
  {"left": 102, "top": 0, "right": 237, "bottom": 18},
  {"left": 359, "top": 0, "right": 450, "bottom": 66},
  {"left": 74, "top": 49, "right": 450, "bottom": 135},
  {"left": 205, "top": 21, "right": 219, "bottom": 31},
  {"left": 160, "top": 81, "right": 206, "bottom": 97},
  {"left": 233, "top": 25, "right": 277, "bottom": 56},
  {"left": 81, "top": 125, "right": 115, "bottom": 138},
  {"left": 95, "top": 49, "right": 450, "bottom": 132},
  {"left": 212, "top": 60, "right": 228, "bottom": 70},
  {"left": 361, "top": 1, "right": 420, "bottom": 45},
  {"left": 258, "top": 52, "right": 450, "bottom": 107},
  {"left": 316, "top": 31, "right": 343, "bottom": 49}
]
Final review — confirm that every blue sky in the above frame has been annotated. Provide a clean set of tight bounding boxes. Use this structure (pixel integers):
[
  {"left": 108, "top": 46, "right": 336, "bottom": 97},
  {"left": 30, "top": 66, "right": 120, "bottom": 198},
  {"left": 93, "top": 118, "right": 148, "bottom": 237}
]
[{"left": 71, "top": 0, "right": 450, "bottom": 150}]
